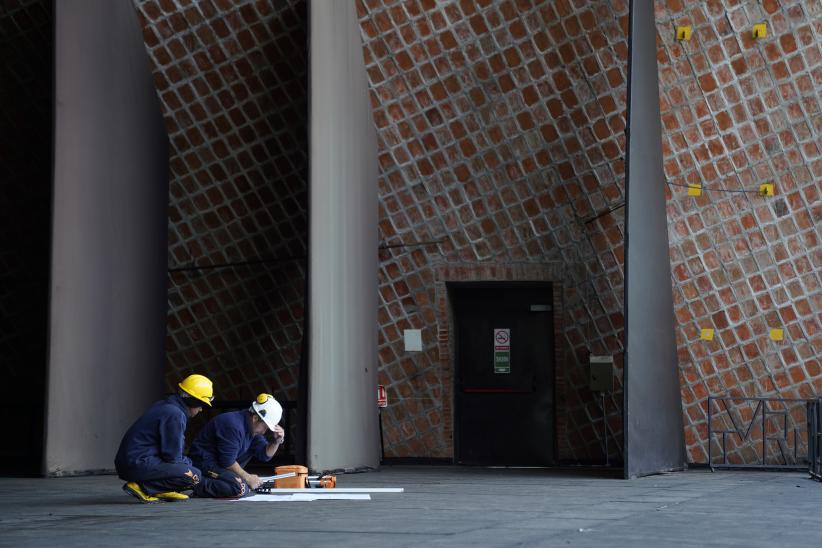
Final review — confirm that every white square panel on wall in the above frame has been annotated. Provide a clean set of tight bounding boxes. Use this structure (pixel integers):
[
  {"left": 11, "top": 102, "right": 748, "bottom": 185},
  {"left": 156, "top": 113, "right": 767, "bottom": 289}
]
[{"left": 403, "top": 329, "right": 422, "bottom": 352}]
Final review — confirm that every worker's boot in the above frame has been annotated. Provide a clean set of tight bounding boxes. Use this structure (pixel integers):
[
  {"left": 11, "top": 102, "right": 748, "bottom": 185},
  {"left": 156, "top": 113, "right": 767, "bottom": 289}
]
[
  {"left": 122, "top": 482, "right": 160, "bottom": 503},
  {"left": 154, "top": 491, "right": 189, "bottom": 502}
]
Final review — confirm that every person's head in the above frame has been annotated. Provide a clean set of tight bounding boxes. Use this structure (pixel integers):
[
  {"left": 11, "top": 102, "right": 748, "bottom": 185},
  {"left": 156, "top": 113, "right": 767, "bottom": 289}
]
[
  {"left": 249, "top": 393, "right": 282, "bottom": 435},
  {"left": 178, "top": 374, "right": 214, "bottom": 417}
]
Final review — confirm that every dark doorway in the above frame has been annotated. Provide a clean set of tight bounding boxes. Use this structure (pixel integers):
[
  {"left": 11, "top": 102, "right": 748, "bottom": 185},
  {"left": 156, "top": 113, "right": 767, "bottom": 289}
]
[
  {"left": 0, "top": 0, "right": 54, "bottom": 476},
  {"left": 451, "top": 282, "right": 555, "bottom": 465}
]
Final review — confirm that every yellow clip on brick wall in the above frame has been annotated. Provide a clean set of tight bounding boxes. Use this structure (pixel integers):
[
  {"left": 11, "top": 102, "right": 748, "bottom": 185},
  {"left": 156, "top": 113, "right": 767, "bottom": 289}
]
[
  {"left": 676, "top": 26, "right": 692, "bottom": 41},
  {"left": 752, "top": 23, "right": 767, "bottom": 39},
  {"left": 759, "top": 183, "right": 774, "bottom": 197},
  {"left": 700, "top": 328, "right": 714, "bottom": 341},
  {"left": 687, "top": 183, "right": 702, "bottom": 196},
  {"left": 769, "top": 329, "right": 784, "bottom": 341}
]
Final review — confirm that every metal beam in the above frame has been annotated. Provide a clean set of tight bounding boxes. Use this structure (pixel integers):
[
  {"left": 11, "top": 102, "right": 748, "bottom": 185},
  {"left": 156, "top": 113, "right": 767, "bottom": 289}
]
[
  {"left": 307, "top": 0, "right": 380, "bottom": 472},
  {"left": 623, "top": 0, "right": 686, "bottom": 478},
  {"left": 46, "top": 0, "right": 168, "bottom": 475}
]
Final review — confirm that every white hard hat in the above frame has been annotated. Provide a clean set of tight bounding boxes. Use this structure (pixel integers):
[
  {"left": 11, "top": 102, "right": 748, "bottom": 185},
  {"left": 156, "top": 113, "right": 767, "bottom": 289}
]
[{"left": 250, "top": 393, "right": 282, "bottom": 431}]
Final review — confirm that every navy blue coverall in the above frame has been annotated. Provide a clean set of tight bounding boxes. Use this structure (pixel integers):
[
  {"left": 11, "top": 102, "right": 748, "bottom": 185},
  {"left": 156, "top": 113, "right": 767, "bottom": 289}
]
[
  {"left": 188, "top": 410, "right": 272, "bottom": 498},
  {"left": 114, "top": 394, "right": 201, "bottom": 495}
]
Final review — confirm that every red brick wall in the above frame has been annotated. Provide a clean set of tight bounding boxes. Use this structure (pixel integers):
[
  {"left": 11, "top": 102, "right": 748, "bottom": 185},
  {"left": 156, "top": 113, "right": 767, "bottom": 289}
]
[
  {"left": 656, "top": 0, "right": 822, "bottom": 464},
  {"left": 362, "top": 0, "right": 821, "bottom": 464},
  {"left": 134, "top": 0, "right": 308, "bottom": 402},
  {"left": 361, "top": 0, "right": 629, "bottom": 462},
  {"left": 132, "top": 0, "right": 821, "bottom": 465}
]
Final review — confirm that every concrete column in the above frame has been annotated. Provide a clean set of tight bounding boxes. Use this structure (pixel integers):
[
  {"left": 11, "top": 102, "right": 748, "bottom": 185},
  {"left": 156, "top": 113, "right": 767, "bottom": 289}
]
[
  {"left": 623, "top": 0, "right": 686, "bottom": 478},
  {"left": 46, "top": 0, "right": 168, "bottom": 475},
  {"left": 308, "top": 0, "right": 380, "bottom": 471}
]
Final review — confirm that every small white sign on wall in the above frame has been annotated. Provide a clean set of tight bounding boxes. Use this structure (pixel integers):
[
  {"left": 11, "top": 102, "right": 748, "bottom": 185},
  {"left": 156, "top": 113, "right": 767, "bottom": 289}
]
[
  {"left": 404, "top": 329, "right": 422, "bottom": 352},
  {"left": 493, "top": 328, "right": 511, "bottom": 374}
]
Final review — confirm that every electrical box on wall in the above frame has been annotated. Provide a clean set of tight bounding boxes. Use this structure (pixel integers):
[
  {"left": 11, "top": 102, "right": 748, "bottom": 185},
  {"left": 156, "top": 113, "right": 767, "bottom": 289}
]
[{"left": 589, "top": 355, "right": 613, "bottom": 393}]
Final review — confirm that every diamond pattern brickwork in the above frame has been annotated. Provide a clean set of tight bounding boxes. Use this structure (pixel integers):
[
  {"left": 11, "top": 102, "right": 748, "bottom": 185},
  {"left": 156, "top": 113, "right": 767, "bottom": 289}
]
[
  {"left": 133, "top": 0, "right": 309, "bottom": 402},
  {"left": 128, "top": 0, "right": 821, "bottom": 465},
  {"left": 656, "top": 0, "right": 822, "bottom": 464},
  {"left": 359, "top": 0, "right": 631, "bottom": 462}
]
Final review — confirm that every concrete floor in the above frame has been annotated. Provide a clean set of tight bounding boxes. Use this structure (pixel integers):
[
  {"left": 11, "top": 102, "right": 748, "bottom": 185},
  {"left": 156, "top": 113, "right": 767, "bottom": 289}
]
[{"left": 0, "top": 465, "right": 820, "bottom": 547}]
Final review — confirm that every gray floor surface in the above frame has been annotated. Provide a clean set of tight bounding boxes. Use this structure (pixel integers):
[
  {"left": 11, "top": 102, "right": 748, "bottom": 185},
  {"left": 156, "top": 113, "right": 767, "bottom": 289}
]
[{"left": 0, "top": 465, "right": 820, "bottom": 547}]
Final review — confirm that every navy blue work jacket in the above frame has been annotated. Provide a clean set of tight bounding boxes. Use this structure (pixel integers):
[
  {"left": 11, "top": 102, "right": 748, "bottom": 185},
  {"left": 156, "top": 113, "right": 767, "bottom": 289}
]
[
  {"left": 115, "top": 394, "right": 192, "bottom": 474},
  {"left": 188, "top": 410, "right": 271, "bottom": 471}
]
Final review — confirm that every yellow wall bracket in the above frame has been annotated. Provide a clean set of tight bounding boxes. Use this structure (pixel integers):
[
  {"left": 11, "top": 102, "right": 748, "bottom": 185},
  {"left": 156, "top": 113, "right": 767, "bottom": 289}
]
[
  {"left": 676, "top": 26, "right": 692, "bottom": 41},
  {"left": 752, "top": 23, "right": 767, "bottom": 39},
  {"left": 759, "top": 183, "right": 774, "bottom": 196},
  {"left": 769, "top": 329, "right": 784, "bottom": 341},
  {"left": 687, "top": 183, "right": 702, "bottom": 196},
  {"left": 700, "top": 328, "right": 714, "bottom": 341}
]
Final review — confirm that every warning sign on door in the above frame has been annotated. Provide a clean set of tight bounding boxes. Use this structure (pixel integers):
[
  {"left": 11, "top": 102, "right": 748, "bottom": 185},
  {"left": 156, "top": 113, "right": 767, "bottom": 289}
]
[{"left": 493, "top": 328, "right": 511, "bottom": 374}]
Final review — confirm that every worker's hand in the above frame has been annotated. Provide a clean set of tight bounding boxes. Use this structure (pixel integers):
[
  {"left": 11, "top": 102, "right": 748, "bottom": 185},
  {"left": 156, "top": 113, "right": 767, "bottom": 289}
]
[
  {"left": 246, "top": 474, "right": 262, "bottom": 490},
  {"left": 271, "top": 424, "right": 285, "bottom": 445}
]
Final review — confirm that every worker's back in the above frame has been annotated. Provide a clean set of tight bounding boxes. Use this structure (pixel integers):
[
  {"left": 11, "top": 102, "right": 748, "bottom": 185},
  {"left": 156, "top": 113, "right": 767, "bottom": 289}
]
[{"left": 114, "top": 394, "right": 189, "bottom": 477}]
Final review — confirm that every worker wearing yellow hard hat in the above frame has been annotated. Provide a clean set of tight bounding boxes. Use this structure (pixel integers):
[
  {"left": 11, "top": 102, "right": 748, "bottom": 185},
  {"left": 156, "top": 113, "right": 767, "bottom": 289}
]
[
  {"left": 188, "top": 393, "right": 285, "bottom": 498},
  {"left": 114, "top": 374, "right": 214, "bottom": 503}
]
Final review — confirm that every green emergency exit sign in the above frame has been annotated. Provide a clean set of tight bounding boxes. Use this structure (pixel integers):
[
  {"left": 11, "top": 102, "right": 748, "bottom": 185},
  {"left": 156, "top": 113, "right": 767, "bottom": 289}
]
[{"left": 493, "top": 328, "right": 510, "bottom": 374}]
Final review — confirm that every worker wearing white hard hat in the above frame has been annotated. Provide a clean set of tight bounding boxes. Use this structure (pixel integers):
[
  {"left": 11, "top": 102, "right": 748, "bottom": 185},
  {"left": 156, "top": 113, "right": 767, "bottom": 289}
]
[{"left": 188, "top": 393, "right": 285, "bottom": 498}]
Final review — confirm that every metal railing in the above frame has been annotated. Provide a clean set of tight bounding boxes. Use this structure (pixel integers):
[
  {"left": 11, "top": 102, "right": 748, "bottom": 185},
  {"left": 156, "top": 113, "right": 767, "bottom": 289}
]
[
  {"left": 809, "top": 398, "right": 822, "bottom": 481},
  {"left": 707, "top": 396, "right": 810, "bottom": 471}
]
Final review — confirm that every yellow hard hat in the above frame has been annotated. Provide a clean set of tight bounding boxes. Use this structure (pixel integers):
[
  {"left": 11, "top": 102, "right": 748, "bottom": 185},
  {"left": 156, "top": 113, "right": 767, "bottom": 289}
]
[{"left": 178, "top": 374, "right": 214, "bottom": 406}]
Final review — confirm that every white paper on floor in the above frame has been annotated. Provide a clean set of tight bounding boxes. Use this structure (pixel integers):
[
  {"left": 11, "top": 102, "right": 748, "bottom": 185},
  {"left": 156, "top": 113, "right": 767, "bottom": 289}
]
[
  {"left": 259, "top": 488, "right": 403, "bottom": 493},
  {"left": 233, "top": 493, "right": 372, "bottom": 502}
]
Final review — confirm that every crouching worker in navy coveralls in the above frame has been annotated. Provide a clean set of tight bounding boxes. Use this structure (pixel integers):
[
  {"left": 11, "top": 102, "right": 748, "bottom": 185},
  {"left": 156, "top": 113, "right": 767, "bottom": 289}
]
[
  {"left": 189, "top": 393, "right": 285, "bottom": 498},
  {"left": 115, "top": 374, "right": 214, "bottom": 503}
]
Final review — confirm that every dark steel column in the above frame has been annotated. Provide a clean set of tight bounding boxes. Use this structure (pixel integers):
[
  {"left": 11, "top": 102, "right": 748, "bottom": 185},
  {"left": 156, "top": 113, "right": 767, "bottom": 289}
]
[{"left": 623, "top": 0, "right": 686, "bottom": 478}]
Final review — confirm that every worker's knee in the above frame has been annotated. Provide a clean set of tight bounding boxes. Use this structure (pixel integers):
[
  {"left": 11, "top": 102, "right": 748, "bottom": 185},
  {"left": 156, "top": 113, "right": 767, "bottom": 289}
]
[
  {"left": 220, "top": 475, "right": 248, "bottom": 497},
  {"left": 193, "top": 471, "right": 248, "bottom": 498}
]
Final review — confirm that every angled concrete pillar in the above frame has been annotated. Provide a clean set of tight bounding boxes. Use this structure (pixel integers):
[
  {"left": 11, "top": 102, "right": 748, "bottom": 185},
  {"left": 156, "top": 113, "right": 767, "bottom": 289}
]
[
  {"left": 307, "top": 0, "right": 380, "bottom": 471},
  {"left": 623, "top": 0, "right": 686, "bottom": 478},
  {"left": 46, "top": 0, "right": 168, "bottom": 475}
]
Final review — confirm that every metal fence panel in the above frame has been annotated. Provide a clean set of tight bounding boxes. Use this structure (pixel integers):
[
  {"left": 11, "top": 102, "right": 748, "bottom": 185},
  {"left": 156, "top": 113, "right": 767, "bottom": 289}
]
[{"left": 707, "top": 397, "right": 810, "bottom": 471}]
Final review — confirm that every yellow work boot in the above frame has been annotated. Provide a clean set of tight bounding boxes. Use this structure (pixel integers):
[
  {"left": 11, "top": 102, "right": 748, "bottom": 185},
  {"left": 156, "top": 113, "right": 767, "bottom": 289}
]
[
  {"left": 154, "top": 491, "right": 189, "bottom": 502},
  {"left": 123, "top": 482, "right": 160, "bottom": 503}
]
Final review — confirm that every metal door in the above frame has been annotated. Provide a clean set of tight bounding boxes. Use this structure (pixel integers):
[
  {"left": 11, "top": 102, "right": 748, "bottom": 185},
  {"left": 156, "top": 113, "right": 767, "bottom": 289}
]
[{"left": 451, "top": 283, "right": 555, "bottom": 465}]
